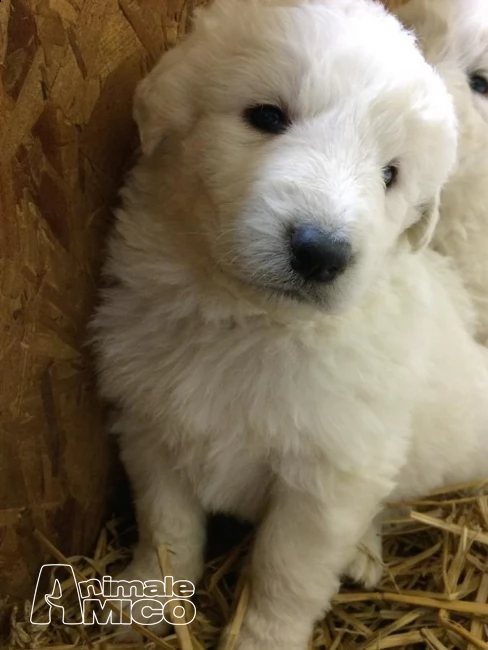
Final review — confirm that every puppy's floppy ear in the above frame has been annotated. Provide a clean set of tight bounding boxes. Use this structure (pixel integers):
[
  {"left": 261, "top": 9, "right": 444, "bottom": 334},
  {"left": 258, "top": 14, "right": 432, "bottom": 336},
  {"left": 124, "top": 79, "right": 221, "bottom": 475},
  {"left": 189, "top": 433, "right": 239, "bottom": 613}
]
[
  {"left": 407, "top": 194, "right": 440, "bottom": 251},
  {"left": 134, "top": 36, "right": 197, "bottom": 156}
]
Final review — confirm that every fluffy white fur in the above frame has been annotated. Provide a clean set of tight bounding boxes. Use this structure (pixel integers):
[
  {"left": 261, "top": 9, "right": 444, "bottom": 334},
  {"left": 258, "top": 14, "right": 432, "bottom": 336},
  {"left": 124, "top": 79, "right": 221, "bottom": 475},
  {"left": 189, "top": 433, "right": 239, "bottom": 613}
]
[
  {"left": 394, "top": 0, "right": 488, "bottom": 345},
  {"left": 92, "top": 1, "right": 488, "bottom": 648}
]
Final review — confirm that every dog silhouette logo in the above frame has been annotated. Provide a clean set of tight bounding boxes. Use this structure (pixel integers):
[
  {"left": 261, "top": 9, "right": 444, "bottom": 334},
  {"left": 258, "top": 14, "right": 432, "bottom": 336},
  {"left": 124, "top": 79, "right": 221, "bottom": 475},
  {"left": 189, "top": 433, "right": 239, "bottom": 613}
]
[{"left": 30, "top": 564, "right": 84, "bottom": 625}]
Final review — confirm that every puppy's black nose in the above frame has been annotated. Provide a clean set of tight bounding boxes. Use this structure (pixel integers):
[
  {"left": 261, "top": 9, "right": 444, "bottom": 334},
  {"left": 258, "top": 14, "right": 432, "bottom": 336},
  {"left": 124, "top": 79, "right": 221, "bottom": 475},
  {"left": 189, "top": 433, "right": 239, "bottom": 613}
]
[{"left": 290, "top": 224, "right": 352, "bottom": 282}]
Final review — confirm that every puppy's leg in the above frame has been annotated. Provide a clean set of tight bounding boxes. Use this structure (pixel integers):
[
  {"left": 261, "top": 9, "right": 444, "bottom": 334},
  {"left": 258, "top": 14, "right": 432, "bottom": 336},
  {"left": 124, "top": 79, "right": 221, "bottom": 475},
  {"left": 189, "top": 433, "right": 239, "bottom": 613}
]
[
  {"left": 223, "top": 472, "right": 392, "bottom": 650},
  {"left": 345, "top": 519, "right": 384, "bottom": 589},
  {"left": 110, "top": 425, "right": 206, "bottom": 638}
]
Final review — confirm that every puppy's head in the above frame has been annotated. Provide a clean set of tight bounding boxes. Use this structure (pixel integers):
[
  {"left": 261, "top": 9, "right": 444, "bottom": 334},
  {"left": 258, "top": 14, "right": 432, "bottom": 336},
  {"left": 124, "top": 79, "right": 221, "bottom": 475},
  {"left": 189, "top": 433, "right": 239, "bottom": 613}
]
[
  {"left": 135, "top": 0, "right": 457, "bottom": 312},
  {"left": 395, "top": 0, "right": 488, "bottom": 217}
]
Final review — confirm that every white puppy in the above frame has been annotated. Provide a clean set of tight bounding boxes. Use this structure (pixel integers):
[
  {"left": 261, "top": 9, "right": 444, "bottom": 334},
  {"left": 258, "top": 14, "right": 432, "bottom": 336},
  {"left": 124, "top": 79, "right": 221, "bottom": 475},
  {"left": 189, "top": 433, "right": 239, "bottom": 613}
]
[
  {"left": 394, "top": 0, "right": 488, "bottom": 345},
  {"left": 92, "top": 1, "right": 488, "bottom": 648}
]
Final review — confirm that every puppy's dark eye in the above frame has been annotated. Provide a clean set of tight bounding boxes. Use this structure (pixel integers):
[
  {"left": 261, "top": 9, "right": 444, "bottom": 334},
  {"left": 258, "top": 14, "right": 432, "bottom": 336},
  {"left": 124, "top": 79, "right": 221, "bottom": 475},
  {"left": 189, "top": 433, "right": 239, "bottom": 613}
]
[
  {"left": 244, "top": 104, "right": 289, "bottom": 134},
  {"left": 469, "top": 73, "right": 488, "bottom": 96},
  {"left": 382, "top": 165, "right": 398, "bottom": 189}
]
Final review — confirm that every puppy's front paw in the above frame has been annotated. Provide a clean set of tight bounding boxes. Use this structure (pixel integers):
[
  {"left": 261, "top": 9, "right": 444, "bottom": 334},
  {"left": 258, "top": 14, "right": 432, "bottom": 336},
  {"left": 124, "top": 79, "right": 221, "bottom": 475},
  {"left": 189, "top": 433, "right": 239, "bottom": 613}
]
[
  {"left": 346, "top": 546, "right": 383, "bottom": 589},
  {"left": 345, "top": 526, "right": 383, "bottom": 589},
  {"left": 102, "top": 560, "right": 171, "bottom": 641}
]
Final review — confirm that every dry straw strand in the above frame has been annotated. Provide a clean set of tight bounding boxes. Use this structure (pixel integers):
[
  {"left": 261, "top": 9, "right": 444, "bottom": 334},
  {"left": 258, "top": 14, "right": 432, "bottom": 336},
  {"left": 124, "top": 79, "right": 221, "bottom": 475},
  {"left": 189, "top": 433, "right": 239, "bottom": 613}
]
[{"left": 157, "top": 544, "right": 195, "bottom": 650}]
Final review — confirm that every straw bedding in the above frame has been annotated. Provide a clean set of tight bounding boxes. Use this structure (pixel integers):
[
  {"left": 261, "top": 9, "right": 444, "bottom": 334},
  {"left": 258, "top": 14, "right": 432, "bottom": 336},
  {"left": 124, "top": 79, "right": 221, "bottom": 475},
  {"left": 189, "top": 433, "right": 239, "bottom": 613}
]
[{"left": 7, "top": 481, "right": 488, "bottom": 649}]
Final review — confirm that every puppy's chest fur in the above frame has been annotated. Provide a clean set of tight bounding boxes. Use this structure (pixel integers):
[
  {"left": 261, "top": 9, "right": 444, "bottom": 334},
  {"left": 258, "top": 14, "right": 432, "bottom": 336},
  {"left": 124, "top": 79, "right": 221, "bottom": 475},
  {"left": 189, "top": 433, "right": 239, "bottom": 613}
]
[{"left": 100, "top": 280, "right": 427, "bottom": 515}]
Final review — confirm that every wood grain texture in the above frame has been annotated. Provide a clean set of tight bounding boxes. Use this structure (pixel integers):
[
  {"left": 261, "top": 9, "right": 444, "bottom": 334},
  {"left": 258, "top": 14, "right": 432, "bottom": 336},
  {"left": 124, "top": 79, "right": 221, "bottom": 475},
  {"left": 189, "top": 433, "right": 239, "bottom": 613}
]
[{"left": 0, "top": 0, "right": 203, "bottom": 633}]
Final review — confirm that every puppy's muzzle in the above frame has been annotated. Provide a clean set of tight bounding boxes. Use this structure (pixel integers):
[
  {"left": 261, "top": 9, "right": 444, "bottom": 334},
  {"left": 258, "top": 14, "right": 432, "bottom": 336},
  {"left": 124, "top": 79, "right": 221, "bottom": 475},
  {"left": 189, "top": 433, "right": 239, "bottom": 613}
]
[{"left": 290, "top": 224, "right": 352, "bottom": 283}]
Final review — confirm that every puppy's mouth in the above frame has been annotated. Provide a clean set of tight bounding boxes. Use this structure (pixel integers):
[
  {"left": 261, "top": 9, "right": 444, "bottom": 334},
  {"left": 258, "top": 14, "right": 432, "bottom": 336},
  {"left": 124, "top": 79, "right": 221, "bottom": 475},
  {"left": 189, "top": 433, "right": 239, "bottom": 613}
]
[
  {"left": 214, "top": 254, "right": 353, "bottom": 310},
  {"left": 264, "top": 284, "right": 311, "bottom": 303},
  {"left": 246, "top": 278, "right": 334, "bottom": 308}
]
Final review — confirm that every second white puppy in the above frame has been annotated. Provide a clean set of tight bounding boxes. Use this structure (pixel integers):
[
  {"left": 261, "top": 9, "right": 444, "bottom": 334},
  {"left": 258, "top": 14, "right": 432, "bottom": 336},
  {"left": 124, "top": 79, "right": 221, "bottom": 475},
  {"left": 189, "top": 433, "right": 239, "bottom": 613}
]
[
  {"left": 92, "top": 1, "right": 488, "bottom": 648},
  {"left": 395, "top": 0, "right": 488, "bottom": 345}
]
